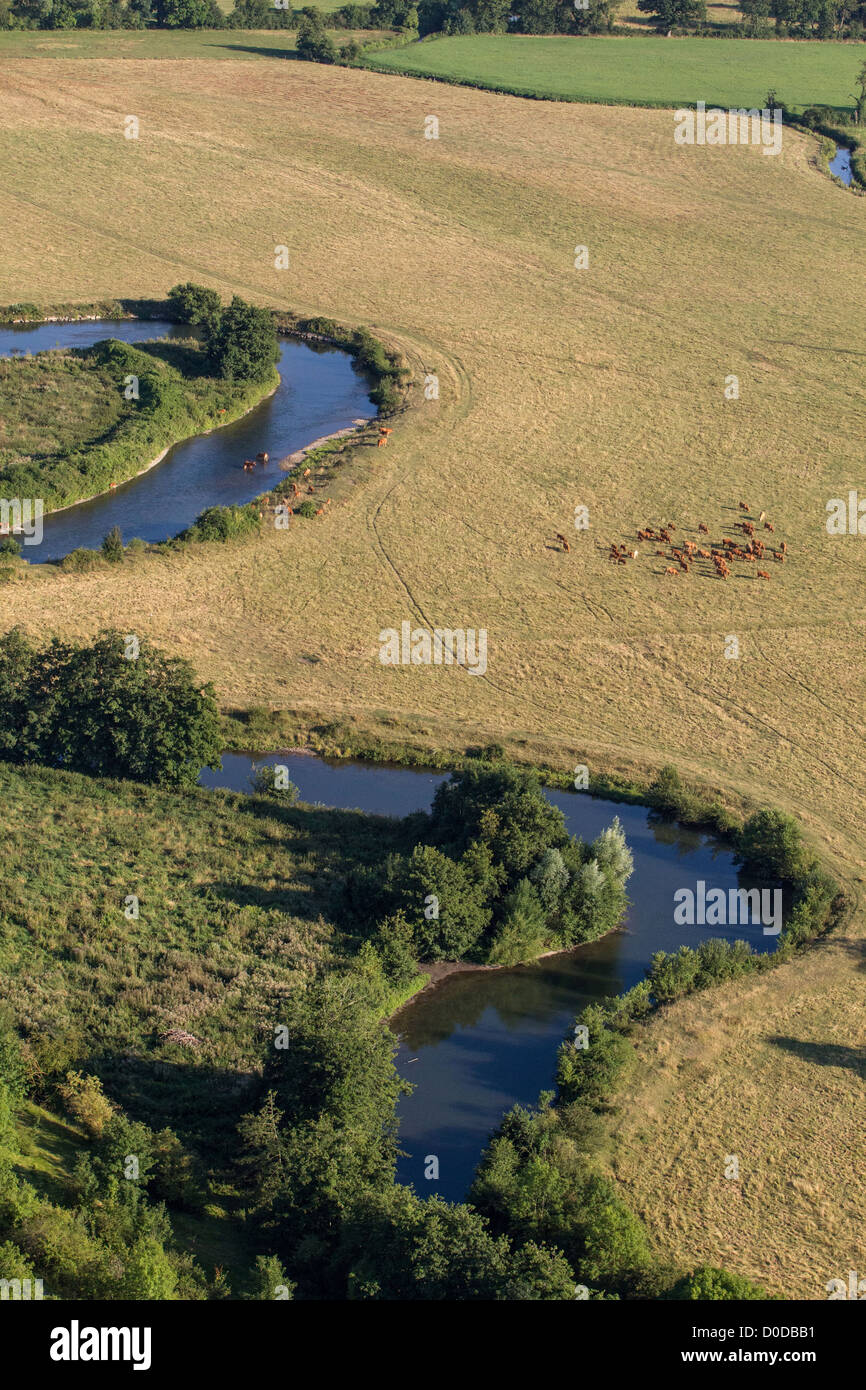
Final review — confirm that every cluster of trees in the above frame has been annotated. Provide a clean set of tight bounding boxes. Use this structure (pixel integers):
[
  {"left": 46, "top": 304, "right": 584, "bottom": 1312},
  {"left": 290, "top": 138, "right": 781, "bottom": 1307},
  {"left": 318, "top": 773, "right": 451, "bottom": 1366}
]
[
  {"left": 0, "top": 627, "right": 221, "bottom": 787},
  {"left": 0, "top": 0, "right": 223, "bottom": 29},
  {"left": 168, "top": 283, "right": 279, "bottom": 383},
  {"left": 343, "top": 762, "right": 633, "bottom": 981},
  {"left": 417, "top": 0, "right": 618, "bottom": 36}
]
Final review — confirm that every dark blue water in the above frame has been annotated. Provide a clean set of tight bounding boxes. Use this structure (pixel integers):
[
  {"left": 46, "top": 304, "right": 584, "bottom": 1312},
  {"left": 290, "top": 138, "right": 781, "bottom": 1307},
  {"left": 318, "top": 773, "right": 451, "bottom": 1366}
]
[
  {"left": 0, "top": 320, "right": 373, "bottom": 562},
  {"left": 201, "top": 751, "right": 780, "bottom": 1201}
]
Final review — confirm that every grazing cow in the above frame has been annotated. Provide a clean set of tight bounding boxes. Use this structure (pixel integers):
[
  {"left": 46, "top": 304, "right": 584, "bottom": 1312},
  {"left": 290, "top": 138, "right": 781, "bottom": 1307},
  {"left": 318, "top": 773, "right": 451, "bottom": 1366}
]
[
  {"left": 698, "top": 522, "right": 709, "bottom": 534},
  {"left": 739, "top": 501, "right": 750, "bottom": 511},
  {"left": 555, "top": 533, "right": 570, "bottom": 552},
  {"left": 773, "top": 551, "right": 785, "bottom": 562},
  {"left": 379, "top": 427, "right": 393, "bottom": 437},
  {"left": 659, "top": 529, "right": 672, "bottom": 543},
  {"left": 759, "top": 511, "right": 766, "bottom": 523},
  {"left": 757, "top": 570, "right": 770, "bottom": 580},
  {"left": 764, "top": 521, "right": 775, "bottom": 532},
  {"left": 656, "top": 548, "right": 666, "bottom": 556},
  {"left": 698, "top": 548, "right": 710, "bottom": 559},
  {"left": 377, "top": 436, "right": 387, "bottom": 447},
  {"left": 303, "top": 468, "right": 311, "bottom": 478},
  {"left": 780, "top": 540, "right": 788, "bottom": 554},
  {"left": 665, "top": 567, "right": 679, "bottom": 576},
  {"left": 291, "top": 482, "right": 301, "bottom": 498},
  {"left": 631, "top": 549, "right": 639, "bottom": 560}
]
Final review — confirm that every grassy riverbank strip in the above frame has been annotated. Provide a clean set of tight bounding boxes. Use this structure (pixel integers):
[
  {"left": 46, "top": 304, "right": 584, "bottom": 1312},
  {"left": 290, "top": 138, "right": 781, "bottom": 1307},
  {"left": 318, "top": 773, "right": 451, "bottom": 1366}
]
[{"left": 0, "top": 336, "right": 278, "bottom": 515}]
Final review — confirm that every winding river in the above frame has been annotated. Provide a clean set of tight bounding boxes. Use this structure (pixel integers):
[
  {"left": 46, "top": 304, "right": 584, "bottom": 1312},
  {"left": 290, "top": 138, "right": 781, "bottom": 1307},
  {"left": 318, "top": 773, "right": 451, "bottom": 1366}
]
[
  {"left": 0, "top": 319, "right": 374, "bottom": 563},
  {"left": 201, "top": 752, "right": 781, "bottom": 1202}
]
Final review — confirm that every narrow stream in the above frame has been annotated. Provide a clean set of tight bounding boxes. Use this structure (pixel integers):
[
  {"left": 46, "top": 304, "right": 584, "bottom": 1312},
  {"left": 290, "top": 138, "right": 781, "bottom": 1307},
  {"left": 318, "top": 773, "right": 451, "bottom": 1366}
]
[
  {"left": 0, "top": 319, "right": 374, "bottom": 562},
  {"left": 201, "top": 751, "right": 781, "bottom": 1202}
]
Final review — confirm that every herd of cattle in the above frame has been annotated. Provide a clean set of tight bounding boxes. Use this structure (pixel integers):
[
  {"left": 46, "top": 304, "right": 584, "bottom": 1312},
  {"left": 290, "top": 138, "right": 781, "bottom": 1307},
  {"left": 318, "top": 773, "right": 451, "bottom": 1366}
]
[{"left": 554, "top": 502, "right": 788, "bottom": 581}]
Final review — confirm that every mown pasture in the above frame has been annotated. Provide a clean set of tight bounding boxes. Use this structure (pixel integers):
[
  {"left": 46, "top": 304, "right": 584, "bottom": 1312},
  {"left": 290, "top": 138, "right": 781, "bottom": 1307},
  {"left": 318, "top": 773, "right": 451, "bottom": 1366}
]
[{"left": 0, "top": 50, "right": 864, "bottom": 1295}]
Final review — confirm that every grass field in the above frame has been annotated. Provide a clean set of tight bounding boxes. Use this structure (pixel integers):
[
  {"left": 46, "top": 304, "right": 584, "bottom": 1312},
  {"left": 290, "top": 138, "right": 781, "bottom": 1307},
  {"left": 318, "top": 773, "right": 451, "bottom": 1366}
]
[
  {"left": 365, "top": 34, "right": 866, "bottom": 112},
  {"left": 0, "top": 349, "right": 122, "bottom": 469},
  {"left": 0, "top": 47, "right": 865, "bottom": 1295},
  {"left": 0, "top": 28, "right": 384, "bottom": 61}
]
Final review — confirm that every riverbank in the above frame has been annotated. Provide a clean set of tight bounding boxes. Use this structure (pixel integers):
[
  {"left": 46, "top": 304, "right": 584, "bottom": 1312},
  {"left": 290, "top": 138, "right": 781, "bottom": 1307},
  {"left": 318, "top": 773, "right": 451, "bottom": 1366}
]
[{"left": 0, "top": 335, "right": 280, "bottom": 517}]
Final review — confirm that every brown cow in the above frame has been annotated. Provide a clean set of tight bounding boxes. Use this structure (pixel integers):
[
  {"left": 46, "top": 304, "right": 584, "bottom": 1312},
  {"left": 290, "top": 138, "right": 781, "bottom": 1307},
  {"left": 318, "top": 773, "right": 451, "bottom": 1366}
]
[
  {"left": 665, "top": 567, "right": 679, "bottom": 576},
  {"left": 757, "top": 570, "right": 770, "bottom": 580},
  {"left": 780, "top": 540, "right": 788, "bottom": 554},
  {"left": 764, "top": 521, "right": 775, "bottom": 532},
  {"left": 555, "top": 533, "right": 570, "bottom": 552},
  {"left": 739, "top": 501, "right": 750, "bottom": 511},
  {"left": 698, "top": 522, "right": 709, "bottom": 534}
]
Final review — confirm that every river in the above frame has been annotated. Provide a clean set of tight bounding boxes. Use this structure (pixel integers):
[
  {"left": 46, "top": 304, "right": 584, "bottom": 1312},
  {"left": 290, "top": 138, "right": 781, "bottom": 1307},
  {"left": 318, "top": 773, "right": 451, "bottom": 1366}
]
[
  {"left": 0, "top": 319, "right": 374, "bottom": 562},
  {"left": 200, "top": 751, "right": 780, "bottom": 1202}
]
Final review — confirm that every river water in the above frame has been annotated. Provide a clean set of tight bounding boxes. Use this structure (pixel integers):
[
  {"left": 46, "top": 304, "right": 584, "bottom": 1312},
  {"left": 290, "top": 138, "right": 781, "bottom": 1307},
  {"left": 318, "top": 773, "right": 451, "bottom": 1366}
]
[
  {"left": 200, "top": 751, "right": 780, "bottom": 1201},
  {"left": 0, "top": 319, "right": 374, "bottom": 562}
]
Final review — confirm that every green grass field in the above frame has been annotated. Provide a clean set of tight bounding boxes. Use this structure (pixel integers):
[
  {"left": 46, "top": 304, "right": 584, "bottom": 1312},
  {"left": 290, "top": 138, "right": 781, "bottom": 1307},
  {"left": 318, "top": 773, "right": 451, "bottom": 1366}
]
[{"left": 365, "top": 34, "right": 866, "bottom": 113}]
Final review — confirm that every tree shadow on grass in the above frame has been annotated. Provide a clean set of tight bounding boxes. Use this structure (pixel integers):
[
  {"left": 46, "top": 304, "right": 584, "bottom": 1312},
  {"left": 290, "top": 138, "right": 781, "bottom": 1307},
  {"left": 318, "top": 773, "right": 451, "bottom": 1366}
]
[
  {"left": 217, "top": 43, "right": 301, "bottom": 60},
  {"left": 767, "top": 1035, "right": 866, "bottom": 1079}
]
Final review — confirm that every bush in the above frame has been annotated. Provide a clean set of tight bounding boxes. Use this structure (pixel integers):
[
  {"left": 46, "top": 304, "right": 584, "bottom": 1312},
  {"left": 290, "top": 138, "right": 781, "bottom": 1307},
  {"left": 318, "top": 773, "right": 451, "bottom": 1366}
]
[
  {"left": 737, "top": 808, "right": 808, "bottom": 881},
  {"left": 60, "top": 547, "right": 105, "bottom": 572},
  {"left": 556, "top": 1007, "right": 634, "bottom": 1105},
  {"left": 58, "top": 1072, "right": 116, "bottom": 1137},
  {"left": 183, "top": 504, "right": 260, "bottom": 542},
  {"left": 666, "top": 1264, "right": 772, "bottom": 1300},
  {"left": 167, "top": 282, "right": 222, "bottom": 327},
  {"left": 250, "top": 762, "right": 300, "bottom": 801},
  {"left": 101, "top": 526, "right": 124, "bottom": 563}
]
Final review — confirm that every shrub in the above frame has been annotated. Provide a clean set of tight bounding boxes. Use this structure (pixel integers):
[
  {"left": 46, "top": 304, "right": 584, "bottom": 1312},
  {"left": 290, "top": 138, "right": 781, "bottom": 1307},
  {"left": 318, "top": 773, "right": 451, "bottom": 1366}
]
[
  {"left": 556, "top": 1008, "right": 635, "bottom": 1105},
  {"left": 58, "top": 1072, "right": 116, "bottom": 1138},
  {"left": 666, "top": 1264, "right": 772, "bottom": 1300},
  {"left": 250, "top": 762, "right": 300, "bottom": 801},
  {"left": 183, "top": 504, "right": 260, "bottom": 542},
  {"left": 737, "top": 808, "right": 808, "bottom": 881},
  {"left": 101, "top": 526, "right": 124, "bottom": 563},
  {"left": 60, "top": 547, "right": 104, "bottom": 572},
  {"left": 167, "top": 282, "right": 222, "bottom": 327}
]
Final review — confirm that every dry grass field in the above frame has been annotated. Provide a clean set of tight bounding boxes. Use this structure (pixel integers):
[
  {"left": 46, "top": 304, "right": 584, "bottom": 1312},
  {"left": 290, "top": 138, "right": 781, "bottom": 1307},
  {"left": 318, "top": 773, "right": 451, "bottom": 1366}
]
[{"left": 1, "top": 53, "right": 864, "bottom": 1295}]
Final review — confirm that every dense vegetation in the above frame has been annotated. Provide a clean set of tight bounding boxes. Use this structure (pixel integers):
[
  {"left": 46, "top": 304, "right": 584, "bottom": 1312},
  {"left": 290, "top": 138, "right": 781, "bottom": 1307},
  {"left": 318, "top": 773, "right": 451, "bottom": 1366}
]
[
  {"left": 0, "top": 293, "right": 279, "bottom": 513},
  {"left": 4, "top": 728, "right": 829, "bottom": 1298}
]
